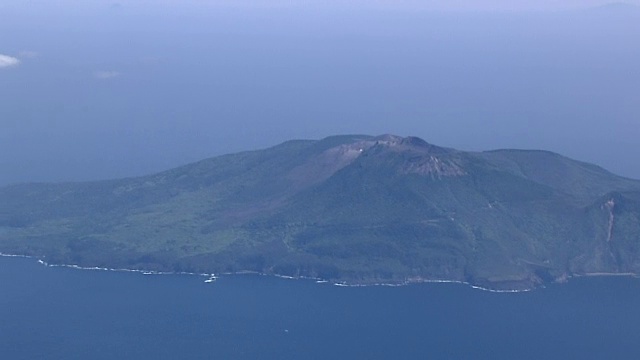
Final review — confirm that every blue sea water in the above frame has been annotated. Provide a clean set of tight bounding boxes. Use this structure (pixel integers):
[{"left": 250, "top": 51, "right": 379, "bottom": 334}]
[{"left": 2, "top": 256, "right": 640, "bottom": 359}]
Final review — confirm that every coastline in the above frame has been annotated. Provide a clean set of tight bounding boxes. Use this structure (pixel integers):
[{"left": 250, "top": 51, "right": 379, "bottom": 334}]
[
  {"left": 581, "top": 272, "right": 640, "bottom": 277},
  {"left": 0, "top": 252, "right": 217, "bottom": 282},
  {"left": 4, "top": 252, "right": 639, "bottom": 293},
  {"left": 0, "top": 252, "right": 527, "bottom": 292}
]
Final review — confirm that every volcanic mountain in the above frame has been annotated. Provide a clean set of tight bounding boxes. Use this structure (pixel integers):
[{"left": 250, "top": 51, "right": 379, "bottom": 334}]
[{"left": 2, "top": 135, "right": 640, "bottom": 290}]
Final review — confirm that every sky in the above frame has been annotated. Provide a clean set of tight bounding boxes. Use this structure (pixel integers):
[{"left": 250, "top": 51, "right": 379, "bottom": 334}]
[{"left": 1, "top": 0, "right": 639, "bottom": 185}]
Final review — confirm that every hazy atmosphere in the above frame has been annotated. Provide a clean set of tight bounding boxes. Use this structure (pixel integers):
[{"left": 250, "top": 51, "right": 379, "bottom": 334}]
[
  {"left": 3, "top": 3, "right": 640, "bottom": 359},
  {"left": 1, "top": 0, "right": 639, "bottom": 185}
]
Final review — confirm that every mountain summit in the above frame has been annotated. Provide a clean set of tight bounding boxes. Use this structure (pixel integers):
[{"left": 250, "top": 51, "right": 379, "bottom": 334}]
[{"left": 2, "top": 135, "right": 640, "bottom": 290}]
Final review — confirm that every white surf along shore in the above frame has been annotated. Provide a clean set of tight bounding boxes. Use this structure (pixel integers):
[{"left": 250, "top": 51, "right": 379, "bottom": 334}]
[
  {"left": 0, "top": 252, "right": 217, "bottom": 283},
  {"left": 4, "top": 252, "right": 636, "bottom": 293}
]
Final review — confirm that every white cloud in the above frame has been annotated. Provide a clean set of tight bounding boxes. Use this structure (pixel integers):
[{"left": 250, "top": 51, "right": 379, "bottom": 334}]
[
  {"left": 0, "top": 54, "right": 20, "bottom": 68},
  {"left": 94, "top": 70, "right": 120, "bottom": 79}
]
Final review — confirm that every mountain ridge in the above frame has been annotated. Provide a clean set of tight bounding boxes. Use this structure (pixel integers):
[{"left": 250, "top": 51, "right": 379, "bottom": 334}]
[{"left": 1, "top": 134, "right": 639, "bottom": 290}]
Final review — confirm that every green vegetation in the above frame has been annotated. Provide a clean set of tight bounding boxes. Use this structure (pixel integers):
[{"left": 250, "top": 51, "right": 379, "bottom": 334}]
[{"left": 2, "top": 134, "right": 640, "bottom": 290}]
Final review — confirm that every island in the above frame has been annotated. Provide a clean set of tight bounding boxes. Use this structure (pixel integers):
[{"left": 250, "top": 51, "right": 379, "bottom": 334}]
[{"left": 2, "top": 134, "right": 639, "bottom": 290}]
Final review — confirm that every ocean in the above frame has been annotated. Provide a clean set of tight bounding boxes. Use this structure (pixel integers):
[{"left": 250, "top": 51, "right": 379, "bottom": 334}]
[{"left": 2, "top": 256, "right": 640, "bottom": 359}]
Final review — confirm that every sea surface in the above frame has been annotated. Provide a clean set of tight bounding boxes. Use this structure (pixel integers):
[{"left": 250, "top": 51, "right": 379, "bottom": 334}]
[{"left": 2, "top": 256, "right": 640, "bottom": 360}]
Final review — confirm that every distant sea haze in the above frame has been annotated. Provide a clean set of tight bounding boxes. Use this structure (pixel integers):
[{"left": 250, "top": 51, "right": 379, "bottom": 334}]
[{"left": 1, "top": 3, "right": 639, "bottom": 186}]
